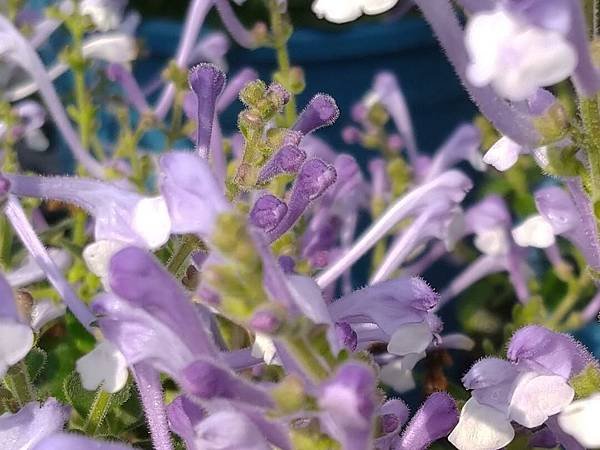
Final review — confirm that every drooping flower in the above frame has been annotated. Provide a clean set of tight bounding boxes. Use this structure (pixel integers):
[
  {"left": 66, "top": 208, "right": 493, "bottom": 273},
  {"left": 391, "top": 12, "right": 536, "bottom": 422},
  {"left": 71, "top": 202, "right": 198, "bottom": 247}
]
[{"left": 76, "top": 341, "right": 129, "bottom": 394}]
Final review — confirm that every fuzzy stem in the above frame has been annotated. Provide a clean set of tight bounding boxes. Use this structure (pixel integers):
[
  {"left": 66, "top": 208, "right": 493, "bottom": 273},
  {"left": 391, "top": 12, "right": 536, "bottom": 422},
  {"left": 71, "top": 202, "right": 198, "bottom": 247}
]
[
  {"left": 4, "top": 196, "right": 95, "bottom": 330},
  {"left": 83, "top": 389, "right": 113, "bottom": 436},
  {"left": 412, "top": 0, "right": 540, "bottom": 146},
  {"left": 133, "top": 363, "right": 173, "bottom": 450},
  {"left": 0, "top": 15, "right": 105, "bottom": 178},
  {"left": 153, "top": 0, "right": 212, "bottom": 119}
]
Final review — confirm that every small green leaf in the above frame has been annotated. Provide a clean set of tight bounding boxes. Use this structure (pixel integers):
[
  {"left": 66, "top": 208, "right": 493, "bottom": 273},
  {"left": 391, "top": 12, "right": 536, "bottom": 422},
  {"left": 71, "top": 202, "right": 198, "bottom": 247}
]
[
  {"left": 25, "top": 347, "right": 47, "bottom": 382},
  {"left": 570, "top": 364, "right": 600, "bottom": 400}
]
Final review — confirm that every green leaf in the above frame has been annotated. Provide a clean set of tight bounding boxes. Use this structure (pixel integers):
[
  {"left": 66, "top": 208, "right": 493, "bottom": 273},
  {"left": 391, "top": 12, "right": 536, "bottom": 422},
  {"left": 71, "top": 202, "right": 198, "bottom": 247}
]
[
  {"left": 25, "top": 347, "right": 47, "bottom": 382},
  {"left": 570, "top": 364, "right": 600, "bottom": 400}
]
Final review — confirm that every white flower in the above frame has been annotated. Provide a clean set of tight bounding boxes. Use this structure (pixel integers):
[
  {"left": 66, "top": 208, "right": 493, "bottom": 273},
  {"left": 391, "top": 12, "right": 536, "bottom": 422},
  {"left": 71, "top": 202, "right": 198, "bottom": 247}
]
[
  {"left": 558, "top": 393, "right": 600, "bottom": 448},
  {"left": 508, "top": 372, "right": 574, "bottom": 428},
  {"left": 80, "top": 0, "right": 124, "bottom": 32},
  {"left": 0, "top": 317, "right": 34, "bottom": 377},
  {"left": 83, "top": 240, "right": 128, "bottom": 289},
  {"left": 82, "top": 32, "right": 137, "bottom": 64},
  {"left": 379, "top": 351, "right": 425, "bottom": 393},
  {"left": 512, "top": 215, "right": 555, "bottom": 248},
  {"left": 251, "top": 333, "right": 281, "bottom": 366},
  {"left": 483, "top": 136, "right": 523, "bottom": 172},
  {"left": 474, "top": 226, "right": 510, "bottom": 257},
  {"left": 312, "top": 0, "right": 398, "bottom": 24},
  {"left": 76, "top": 341, "right": 128, "bottom": 393},
  {"left": 387, "top": 322, "right": 433, "bottom": 356},
  {"left": 448, "top": 398, "right": 515, "bottom": 450},
  {"left": 465, "top": 8, "right": 577, "bottom": 101}
]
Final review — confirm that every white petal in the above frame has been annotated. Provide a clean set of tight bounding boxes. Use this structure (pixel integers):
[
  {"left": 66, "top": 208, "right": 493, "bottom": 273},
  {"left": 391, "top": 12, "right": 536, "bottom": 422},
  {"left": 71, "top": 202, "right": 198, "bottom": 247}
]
[
  {"left": 82, "top": 33, "right": 137, "bottom": 63},
  {"left": 511, "top": 215, "right": 555, "bottom": 248},
  {"left": 380, "top": 360, "right": 416, "bottom": 393},
  {"left": 508, "top": 372, "right": 574, "bottom": 428},
  {"left": 448, "top": 398, "right": 515, "bottom": 450},
  {"left": 131, "top": 196, "right": 172, "bottom": 249},
  {"left": 558, "top": 393, "right": 600, "bottom": 448},
  {"left": 286, "top": 274, "right": 331, "bottom": 325},
  {"left": 361, "top": 0, "right": 399, "bottom": 15},
  {"left": 474, "top": 226, "right": 509, "bottom": 256},
  {"left": 81, "top": 0, "right": 122, "bottom": 31},
  {"left": 312, "top": 0, "right": 362, "bottom": 23},
  {"left": 251, "top": 333, "right": 281, "bottom": 366},
  {"left": 0, "top": 318, "right": 33, "bottom": 377},
  {"left": 387, "top": 322, "right": 433, "bottom": 356},
  {"left": 483, "top": 136, "right": 522, "bottom": 172},
  {"left": 30, "top": 300, "right": 66, "bottom": 331},
  {"left": 83, "top": 240, "right": 127, "bottom": 289},
  {"left": 76, "top": 341, "right": 128, "bottom": 393}
]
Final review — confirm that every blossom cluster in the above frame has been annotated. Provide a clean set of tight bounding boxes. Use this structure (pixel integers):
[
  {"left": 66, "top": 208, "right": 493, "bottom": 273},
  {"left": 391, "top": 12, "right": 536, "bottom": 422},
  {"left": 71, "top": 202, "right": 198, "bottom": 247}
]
[{"left": 0, "top": 0, "right": 600, "bottom": 449}]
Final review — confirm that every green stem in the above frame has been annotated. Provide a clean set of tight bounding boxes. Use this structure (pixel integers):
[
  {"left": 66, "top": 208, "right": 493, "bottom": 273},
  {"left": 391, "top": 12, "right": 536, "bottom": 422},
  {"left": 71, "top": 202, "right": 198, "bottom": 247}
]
[
  {"left": 83, "top": 389, "right": 112, "bottom": 435},
  {"left": 283, "top": 336, "right": 329, "bottom": 382},
  {"left": 2, "top": 361, "right": 35, "bottom": 408},
  {"left": 546, "top": 273, "right": 591, "bottom": 329},
  {"left": 580, "top": 97, "right": 600, "bottom": 221},
  {"left": 167, "top": 235, "right": 203, "bottom": 277},
  {"left": 268, "top": 0, "right": 297, "bottom": 127}
]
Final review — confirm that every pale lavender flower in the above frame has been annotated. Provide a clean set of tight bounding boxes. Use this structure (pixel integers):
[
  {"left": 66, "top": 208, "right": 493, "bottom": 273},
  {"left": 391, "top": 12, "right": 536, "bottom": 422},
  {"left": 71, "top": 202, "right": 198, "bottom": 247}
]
[
  {"left": 158, "top": 151, "right": 229, "bottom": 238},
  {"left": 319, "top": 362, "right": 377, "bottom": 450},
  {"left": 535, "top": 182, "right": 600, "bottom": 273},
  {"left": 190, "top": 31, "right": 230, "bottom": 70},
  {"left": 374, "top": 399, "right": 409, "bottom": 449},
  {"left": 33, "top": 434, "right": 134, "bottom": 450},
  {"left": 249, "top": 194, "right": 288, "bottom": 232},
  {"left": 0, "top": 399, "right": 69, "bottom": 449},
  {"left": 106, "top": 63, "right": 150, "bottom": 112},
  {"left": 449, "top": 325, "right": 596, "bottom": 450},
  {"left": 6, "top": 248, "right": 71, "bottom": 289}
]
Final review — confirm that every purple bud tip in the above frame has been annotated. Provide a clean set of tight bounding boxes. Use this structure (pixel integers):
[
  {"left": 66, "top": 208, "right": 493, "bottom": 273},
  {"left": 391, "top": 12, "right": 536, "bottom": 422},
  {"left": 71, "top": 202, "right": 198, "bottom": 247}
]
[
  {"left": 106, "top": 63, "right": 126, "bottom": 82},
  {"left": 293, "top": 94, "right": 340, "bottom": 135},
  {"left": 189, "top": 63, "right": 227, "bottom": 100},
  {"left": 250, "top": 310, "right": 281, "bottom": 334},
  {"left": 283, "top": 130, "right": 303, "bottom": 147},
  {"left": 189, "top": 63, "right": 227, "bottom": 157},
  {"left": 351, "top": 102, "right": 368, "bottom": 123},
  {"left": 266, "top": 83, "right": 291, "bottom": 107},
  {"left": 0, "top": 174, "right": 11, "bottom": 196},
  {"left": 410, "top": 277, "right": 440, "bottom": 311},
  {"left": 399, "top": 392, "right": 458, "bottom": 450},
  {"left": 181, "top": 360, "right": 228, "bottom": 399},
  {"left": 296, "top": 159, "right": 337, "bottom": 201},
  {"left": 249, "top": 195, "right": 288, "bottom": 232},
  {"left": 278, "top": 255, "right": 296, "bottom": 274},
  {"left": 258, "top": 145, "right": 306, "bottom": 183},
  {"left": 342, "top": 126, "right": 361, "bottom": 145},
  {"left": 335, "top": 322, "right": 358, "bottom": 352},
  {"left": 381, "top": 414, "right": 401, "bottom": 434},
  {"left": 277, "top": 145, "right": 307, "bottom": 172}
]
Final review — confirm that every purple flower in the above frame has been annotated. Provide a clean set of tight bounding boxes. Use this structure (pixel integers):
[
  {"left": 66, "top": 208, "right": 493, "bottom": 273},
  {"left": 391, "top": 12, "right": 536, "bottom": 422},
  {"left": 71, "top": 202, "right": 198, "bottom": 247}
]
[
  {"left": 319, "top": 362, "right": 377, "bottom": 450},
  {"left": 158, "top": 151, "right": 230, "bottom": 238},
  {"left": 329, "top": 277, "right": 441, "bottom": 354},
  {"left": 0, "top": 399, "right": 69, "bottom": 449},
  {"left": 396, "top": 392, "right": 459, "bottom": 450},
  {"left": 189, "top": 64, "right": 227, "bottom": 158},
  {"left": 535, "top": 183, "right": 600, "bottom": 273},
  {"left": 293, "top": 94, "right": 340, "bottom": 136},
  {"left": 374, "top": 399, "right": 409, "bottom": 449}
]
